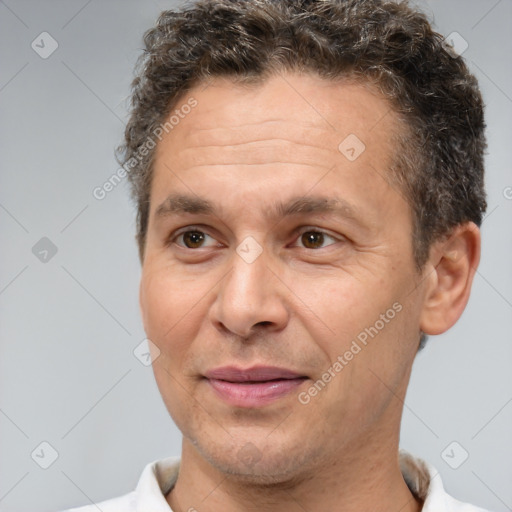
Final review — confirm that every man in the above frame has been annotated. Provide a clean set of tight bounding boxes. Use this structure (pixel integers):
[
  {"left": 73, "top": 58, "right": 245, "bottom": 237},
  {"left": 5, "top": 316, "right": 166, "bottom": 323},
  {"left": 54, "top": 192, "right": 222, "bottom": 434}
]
[{"left": 64, "top": 0, "right": 491, "bottom": 510}]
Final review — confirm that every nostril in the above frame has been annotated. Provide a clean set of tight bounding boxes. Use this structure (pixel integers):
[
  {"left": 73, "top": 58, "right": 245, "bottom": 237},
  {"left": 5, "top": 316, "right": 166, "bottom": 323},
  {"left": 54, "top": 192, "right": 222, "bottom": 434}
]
[{"left": 255, "top": 321, "right": 273, "bottom": 328}]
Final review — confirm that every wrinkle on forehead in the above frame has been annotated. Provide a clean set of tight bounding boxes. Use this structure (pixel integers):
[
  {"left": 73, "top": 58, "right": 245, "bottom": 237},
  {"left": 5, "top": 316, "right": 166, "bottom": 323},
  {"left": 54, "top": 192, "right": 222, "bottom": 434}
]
[
  {"left": 175, "top": 137, "right": 340, "bottom": 171},
  {"left": 184, "top": 119, "right": 337, "bottom": 146},
  {"left": 157, "top": 74, "right": 400, "bottom": 172},
  {"left": 152, "top": 74, "right": 405, "bottom": 222}
]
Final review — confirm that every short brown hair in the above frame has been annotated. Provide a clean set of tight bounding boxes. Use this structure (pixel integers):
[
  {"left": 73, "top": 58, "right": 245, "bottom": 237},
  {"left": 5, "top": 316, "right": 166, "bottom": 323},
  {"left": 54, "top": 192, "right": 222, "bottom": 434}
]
[{"left": 118, "top": 0, "right": 487, "bottom": 269}]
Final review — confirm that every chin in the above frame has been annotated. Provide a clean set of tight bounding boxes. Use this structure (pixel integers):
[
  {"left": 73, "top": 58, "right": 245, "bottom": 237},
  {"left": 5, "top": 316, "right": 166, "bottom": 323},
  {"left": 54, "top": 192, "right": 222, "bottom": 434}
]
[{"left": 195, "top": 435, "right": 322, "bottom": 487}]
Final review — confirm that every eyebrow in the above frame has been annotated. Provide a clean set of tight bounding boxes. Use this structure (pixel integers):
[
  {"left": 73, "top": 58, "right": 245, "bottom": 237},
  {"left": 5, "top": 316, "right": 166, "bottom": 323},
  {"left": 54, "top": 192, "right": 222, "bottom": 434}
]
[{"left": 155, "top": 193, "right": 362, "bottom": 225}]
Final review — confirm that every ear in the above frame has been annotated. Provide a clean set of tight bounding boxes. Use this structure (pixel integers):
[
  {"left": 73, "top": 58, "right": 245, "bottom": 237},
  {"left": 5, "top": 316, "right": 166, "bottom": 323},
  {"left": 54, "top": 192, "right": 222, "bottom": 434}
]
[{"left": 419, "top": 222, "right": 481, "bottom": 336}]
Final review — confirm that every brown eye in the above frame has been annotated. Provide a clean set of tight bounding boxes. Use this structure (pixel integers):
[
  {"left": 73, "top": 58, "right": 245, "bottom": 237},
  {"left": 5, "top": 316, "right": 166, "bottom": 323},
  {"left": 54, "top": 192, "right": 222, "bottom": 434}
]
[
  {"left": 172, "top": 227, "right": 220, "bottom": 250},
  {"left": 182, "top": 230, "right": 206, "bottom": 248},
  {"left": 296, "top": 230, "right": 338, "bottom": 249},
  {"left": 301, "top": 231, "right": 325, "bottom": 249}
]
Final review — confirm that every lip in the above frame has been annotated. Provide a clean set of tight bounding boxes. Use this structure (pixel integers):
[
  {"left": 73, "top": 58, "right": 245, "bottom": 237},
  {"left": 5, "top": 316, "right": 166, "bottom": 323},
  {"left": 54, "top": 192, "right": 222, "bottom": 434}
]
[
  {"left": 204, "top": 366, "right": 308, "bottom": 407},
  {"left": 204, "top": 365, "right": 305, "bottom": 382}
]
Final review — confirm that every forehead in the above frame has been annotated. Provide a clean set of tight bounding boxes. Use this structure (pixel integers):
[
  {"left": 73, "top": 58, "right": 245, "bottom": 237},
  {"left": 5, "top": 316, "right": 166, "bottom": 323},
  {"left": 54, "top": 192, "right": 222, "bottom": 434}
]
[
  {"left": 159, "top": 73, "right": 399, "bottom": 154},
  {"left": 149, "top": 72, "right": 407, "bottom": 226}
]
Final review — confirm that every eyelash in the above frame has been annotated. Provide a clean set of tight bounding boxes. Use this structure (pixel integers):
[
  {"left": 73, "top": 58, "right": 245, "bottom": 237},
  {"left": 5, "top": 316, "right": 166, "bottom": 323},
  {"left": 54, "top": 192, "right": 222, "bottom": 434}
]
[{"left": 169, "top": 225, "right": 341, "bottom": 250}]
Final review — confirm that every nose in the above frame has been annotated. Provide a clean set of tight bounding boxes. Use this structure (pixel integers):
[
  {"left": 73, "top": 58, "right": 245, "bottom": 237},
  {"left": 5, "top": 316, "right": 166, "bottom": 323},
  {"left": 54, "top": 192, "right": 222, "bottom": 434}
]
[{"left": 210, "top": 245, "right": 290, "bottom": 339}]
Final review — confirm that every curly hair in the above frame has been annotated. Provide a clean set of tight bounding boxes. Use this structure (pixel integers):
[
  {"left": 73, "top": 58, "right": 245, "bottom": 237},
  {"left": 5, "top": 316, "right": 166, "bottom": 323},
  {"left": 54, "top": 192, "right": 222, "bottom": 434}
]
[{"left": 118, "top": 0, "right": 487, "bottom": 273}]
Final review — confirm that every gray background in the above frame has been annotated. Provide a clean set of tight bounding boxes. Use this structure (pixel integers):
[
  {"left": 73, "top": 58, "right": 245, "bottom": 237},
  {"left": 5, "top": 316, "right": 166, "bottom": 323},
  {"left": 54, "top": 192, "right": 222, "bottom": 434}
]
[{"left": 0, "top": 1, "right": 511, "bottom": 511}]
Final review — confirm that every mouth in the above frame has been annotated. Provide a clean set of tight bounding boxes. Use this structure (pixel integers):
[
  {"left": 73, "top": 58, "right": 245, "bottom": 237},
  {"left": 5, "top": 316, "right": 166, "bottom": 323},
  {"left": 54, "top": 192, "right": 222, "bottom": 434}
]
[{"left": 204, "top": 366, "right": 308, "bottom": 407}]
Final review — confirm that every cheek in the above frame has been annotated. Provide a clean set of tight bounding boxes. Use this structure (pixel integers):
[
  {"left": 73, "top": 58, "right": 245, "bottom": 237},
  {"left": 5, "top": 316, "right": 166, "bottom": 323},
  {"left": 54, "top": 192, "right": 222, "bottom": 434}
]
[
  {"left": 291, "top": 274, "right": 384, "bottom": 344},
  {"left": 140, "top": 266, "right": 208, "bottom": 355},
  {"left": 292, "top": 269, "right": 415, "bottom": 382}
]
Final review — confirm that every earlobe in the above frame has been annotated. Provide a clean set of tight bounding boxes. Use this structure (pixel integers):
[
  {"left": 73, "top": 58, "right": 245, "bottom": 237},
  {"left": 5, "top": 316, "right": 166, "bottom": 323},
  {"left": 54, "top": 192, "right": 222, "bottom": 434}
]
[{"left": 419, "top": 222, "right": 481, "bottom": 336}]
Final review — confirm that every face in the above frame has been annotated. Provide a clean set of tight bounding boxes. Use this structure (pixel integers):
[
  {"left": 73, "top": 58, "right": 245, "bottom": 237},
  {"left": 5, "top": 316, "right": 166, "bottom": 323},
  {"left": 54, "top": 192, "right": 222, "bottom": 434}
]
[{"left": 140, "top": 73, "right": 427, "bottom": 483}]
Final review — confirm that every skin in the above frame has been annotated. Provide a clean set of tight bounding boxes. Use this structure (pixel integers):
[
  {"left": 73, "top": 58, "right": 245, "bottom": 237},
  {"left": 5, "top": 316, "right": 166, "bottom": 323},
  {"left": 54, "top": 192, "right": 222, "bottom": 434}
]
[{"left": 139, "top": 72, "right": 480, "bottom": 512}]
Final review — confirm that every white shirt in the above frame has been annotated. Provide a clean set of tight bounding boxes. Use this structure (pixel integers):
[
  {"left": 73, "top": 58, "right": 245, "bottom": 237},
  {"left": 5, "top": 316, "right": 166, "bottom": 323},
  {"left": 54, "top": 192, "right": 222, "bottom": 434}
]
[{"left": 60, "top": 450, "right": 492, "bottom": 511}]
